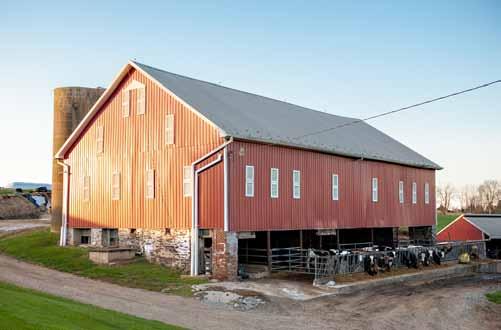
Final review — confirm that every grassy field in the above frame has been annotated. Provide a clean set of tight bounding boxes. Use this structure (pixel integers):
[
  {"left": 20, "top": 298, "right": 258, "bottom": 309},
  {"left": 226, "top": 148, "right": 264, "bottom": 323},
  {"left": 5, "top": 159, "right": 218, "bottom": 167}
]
[
  {"left": 0, "top": 281, "right": 182, "bottom": 330},
  {"left": 436, "top": 213, "right": 460, "bottom": 232},
  {"left": 0, "top": 188, "right": 15, "bottom": 196},
  {"left": 0, "top": 229, "right": 206, "bottom": 296},
  {"left": 486, "top": 291, "right": 501, "bottom": 304}
]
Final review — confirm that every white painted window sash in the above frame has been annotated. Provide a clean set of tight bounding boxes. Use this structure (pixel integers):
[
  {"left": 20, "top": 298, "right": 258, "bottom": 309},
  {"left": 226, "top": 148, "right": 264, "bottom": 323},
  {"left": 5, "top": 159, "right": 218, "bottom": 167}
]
[
  {"left": 293, "top": 170, "right": 301, "bottom": 199},
  {"left": 412, "top": 182, "right": 417, "bottom": 204},
  {"left": 399, "top": 181, "right": 404, "bottom": 204},
  {"left": 96, "top": 126, "right": 104, "bottom": 154},
  {"left": 146, "top": 169, "right": 155, "bottom": 199},
  {"left": 165, "top": 114, "right": 175, "bottom": 145},
  {"left": 83, "top": 175, "right": 90, "bottom": 201},
  {"left": 183, "top": 166, "right": 192, "bottom": 197},
  {"left": 425, "top": 182, "right": 430, "bottom": 204},
  {"left": 270, "top": 168, "right": 279, "bottom": 198},
  {"left": 137, "top": 87, "right": 146, "bottom": 115},
  {"left": 245, "top": 165, "right": 254, "bottom": 197},
  {"left": 112, "top": 172, "right": 121, "bottom": 200},
  {"left": 332, "top": 174, "right": 339, "bottom": 201},
  {"left": 372, "top": 177, "right": 378, "bottom": 202},
  {"left": 122, "top": 90, "right": 130, "bottom": 117}
]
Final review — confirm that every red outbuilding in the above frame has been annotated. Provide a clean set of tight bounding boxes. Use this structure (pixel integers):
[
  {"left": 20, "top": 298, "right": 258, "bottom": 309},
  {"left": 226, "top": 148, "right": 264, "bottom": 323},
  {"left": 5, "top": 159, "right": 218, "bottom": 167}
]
[{"left": 55, "top": 61, "right": 442, "bottom": 279}]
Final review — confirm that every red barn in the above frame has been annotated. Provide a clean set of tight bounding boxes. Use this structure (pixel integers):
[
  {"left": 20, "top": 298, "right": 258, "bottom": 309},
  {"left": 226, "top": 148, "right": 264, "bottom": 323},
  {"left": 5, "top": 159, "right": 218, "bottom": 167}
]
[{"left": 55, "top": 61, "right": 441, "bottom": 279}]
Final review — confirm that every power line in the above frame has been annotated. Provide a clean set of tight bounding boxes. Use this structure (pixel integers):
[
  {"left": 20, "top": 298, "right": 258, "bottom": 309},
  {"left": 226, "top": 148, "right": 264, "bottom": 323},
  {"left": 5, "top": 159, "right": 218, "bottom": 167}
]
[{"left": 294, "top": 79, "right": 501, "bottom": 140}]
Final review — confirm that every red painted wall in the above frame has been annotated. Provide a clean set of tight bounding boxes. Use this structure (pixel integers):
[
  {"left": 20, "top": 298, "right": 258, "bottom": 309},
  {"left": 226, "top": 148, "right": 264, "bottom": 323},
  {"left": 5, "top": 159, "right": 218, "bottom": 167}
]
[
  {"left": 65, "top": 67, "right": 225, "bottom": 229},
  {"left": 228, "top": 141, "right": 436, "bottom": 232},
  {"left": 437, "top": 216, "right": 484, "bottom": 241}
]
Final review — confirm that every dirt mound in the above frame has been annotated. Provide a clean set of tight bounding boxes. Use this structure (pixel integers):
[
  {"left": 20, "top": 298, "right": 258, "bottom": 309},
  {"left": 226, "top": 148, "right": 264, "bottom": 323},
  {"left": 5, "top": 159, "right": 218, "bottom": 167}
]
[{"left": 0, "top": 195, "right": 40, "bottom": 219}]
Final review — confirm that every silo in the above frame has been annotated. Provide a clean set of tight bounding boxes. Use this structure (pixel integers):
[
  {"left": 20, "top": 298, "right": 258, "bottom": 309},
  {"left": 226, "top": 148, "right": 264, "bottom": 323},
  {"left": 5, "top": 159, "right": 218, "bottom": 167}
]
[{"left": 51, "top": 87, "right": 105, "bottom": 233}]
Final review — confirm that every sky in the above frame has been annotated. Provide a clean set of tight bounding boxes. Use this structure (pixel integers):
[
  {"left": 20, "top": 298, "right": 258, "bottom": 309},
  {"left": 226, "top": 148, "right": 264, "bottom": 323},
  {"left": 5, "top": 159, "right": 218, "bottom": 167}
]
[{"left": 0, "top": 1, "right": 500, "bottom": 188}]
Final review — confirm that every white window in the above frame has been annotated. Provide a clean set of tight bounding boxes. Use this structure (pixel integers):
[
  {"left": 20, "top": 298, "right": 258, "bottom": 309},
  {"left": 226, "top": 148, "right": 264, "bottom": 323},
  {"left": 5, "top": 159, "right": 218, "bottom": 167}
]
[
  {"left": 122, "top": 90, "right": 130, "bottom": 117},
  {"left": 245, "top": 165, "right": 254, "bottom": 197},
  {"left": 146, "top": 169, "right": 155, "bottom": 199},
  {"left": 83, "top": 175, "right": 90, "bottom": 201},
  {"left": 399, "top": 181, "right": 404, "bottom": 204},
  {"left": 112, "top": 172, "right": 121, "bottom": 200},
  {"left": 372, "top": 177, "right": 378, "bottom": 202},
  {"left": 183, "top": 166, "right": 192, "bottom": 197},
  {"left": 270, "top": 168, "right": 279, "bottom": 198},
  {"left": 425, "top": 182, "right": 430, "bottom": 204},
  {"left": 96, "top": 126, "right": 104, "bottom": 154},
  {"left": 137, "top": 87, "right": 146, "bottom": 115},
  {"left": 412, "top": 182, "right": 417, "bottom": 204},
  {"left": 293, "top": 170, "right": 301, "bottom": 199},
  {"left": 165, "top": 114, "right": 175, "bottom": 145},
  {"left": 332, "top": 174, "right": 339, "bottom": 201}
]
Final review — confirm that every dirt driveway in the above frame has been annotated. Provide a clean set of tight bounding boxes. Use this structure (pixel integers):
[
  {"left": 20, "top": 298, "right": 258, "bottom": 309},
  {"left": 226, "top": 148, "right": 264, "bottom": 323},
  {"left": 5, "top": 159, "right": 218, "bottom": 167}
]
[
  {"left": 0, "top": 216, "right": 50, "bottom": 238},
  {"left": 0, "top": 254, "right": 500, "bottom": 330}
]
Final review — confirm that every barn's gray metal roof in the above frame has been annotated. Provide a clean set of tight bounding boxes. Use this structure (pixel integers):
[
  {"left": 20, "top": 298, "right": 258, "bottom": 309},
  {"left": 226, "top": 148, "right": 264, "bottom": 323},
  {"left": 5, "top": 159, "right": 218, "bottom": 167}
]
[
  {"left": 135, "top": 61, "right": 441, "bottom": 170},
  {"left": 464, "top": 214, "right": 501, "bottom": 239}
]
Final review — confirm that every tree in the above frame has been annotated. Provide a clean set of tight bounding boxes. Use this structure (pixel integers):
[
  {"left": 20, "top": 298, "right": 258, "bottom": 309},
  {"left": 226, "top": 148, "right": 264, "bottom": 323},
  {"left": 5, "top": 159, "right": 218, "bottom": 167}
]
[
  {"left": 459, "top": 184, "right": 480, "bottom": 213},
  {"left": 437, "top": 183, "right": 455, "bottom": 214},
  {"left": 478, "top": 180, "right": 500, "bottom": 214}
]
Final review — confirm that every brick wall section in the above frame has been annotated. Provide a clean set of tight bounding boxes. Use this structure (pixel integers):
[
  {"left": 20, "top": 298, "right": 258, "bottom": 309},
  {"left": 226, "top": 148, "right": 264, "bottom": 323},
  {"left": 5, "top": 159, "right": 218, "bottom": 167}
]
[
  {"left": 212, "top": 229, "right": 238, "bottom": 280},
  {"left": 118, "top": 228, "right": 191, "bottom": 272}
]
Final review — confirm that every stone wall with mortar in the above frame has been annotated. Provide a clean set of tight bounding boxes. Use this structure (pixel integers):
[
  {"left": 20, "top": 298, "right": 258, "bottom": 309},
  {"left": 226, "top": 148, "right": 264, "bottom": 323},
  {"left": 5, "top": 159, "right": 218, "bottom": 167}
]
[{"left": 118, "top": 228, "right": 191, "bottom": 272}]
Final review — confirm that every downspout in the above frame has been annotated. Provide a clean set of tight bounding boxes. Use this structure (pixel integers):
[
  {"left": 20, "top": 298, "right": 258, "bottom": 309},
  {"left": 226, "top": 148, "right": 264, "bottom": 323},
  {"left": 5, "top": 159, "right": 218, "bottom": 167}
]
[
  {"left": 57, "top": 160, "right": 70, "bottom": 247},
  {"left": 190, "top": 137, "right": 233, "bottom": 276}
]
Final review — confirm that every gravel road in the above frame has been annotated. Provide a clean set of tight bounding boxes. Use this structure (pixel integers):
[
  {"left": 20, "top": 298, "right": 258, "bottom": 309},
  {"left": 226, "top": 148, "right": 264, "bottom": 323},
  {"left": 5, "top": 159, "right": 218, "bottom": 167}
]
[{"left": 0, "top": 254, "right": 500, "bottom": 330}]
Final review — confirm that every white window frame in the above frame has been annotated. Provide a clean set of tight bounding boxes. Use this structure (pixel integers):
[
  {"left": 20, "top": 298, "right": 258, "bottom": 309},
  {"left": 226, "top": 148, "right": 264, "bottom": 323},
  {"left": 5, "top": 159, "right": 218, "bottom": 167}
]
[
  {"left": 293, "top": 170, "right": 301, "bottom": 199},
  {"left": 137, "top": 87, "right": 146, "bottom": 115},
  {"left": 245, "top": 165, "right": 254, "bottom": 197},
  {"left": 332, "top": 174, "right": 339, "bottom": 201},
  {"left": 146, "top": 169, "right": 155, "bottom": 199},
  {"left": 399, "top": 180, "right": 404, "bottom": 204},
  {"left": 372, "top": 177, "right": 378, "bottom": 202},
  {"left": 424, "top": 182, "right": 430, "bottom": 204},
  {"left": 96, "top": 125, "right": 104, "bottom": 154},
  {"left": 412, "top": 182, "right": 417, "bottom": 204},
  {"left": 165, "top": 114, "right": 175, "bottom": 145},
  {"left": 122, "top": 90, "right": 130, "bottom": 117},
  {"left": 183, "top": 166, "right": 192, "bottom": 197},
  {"left": 83, "top": 175, "right": 90, "bottom": 201},
  {"left": 270, "top": 168, "right": 279, "bottom": 199},
  {"left": 112, "top": 172, "right": 121, "bottom": 201}
]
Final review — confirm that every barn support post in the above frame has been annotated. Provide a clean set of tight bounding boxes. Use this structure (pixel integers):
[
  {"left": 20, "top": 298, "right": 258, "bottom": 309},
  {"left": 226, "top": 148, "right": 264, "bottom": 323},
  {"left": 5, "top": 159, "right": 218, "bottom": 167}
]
[
  {"left": 371, "top": 228, "right": 374, "bottom": 245},
  {"left": 267, "top": 231, "right": 272, "bottom": 272},
  {"left": 336, "top": 229, "right": 340, "bottom": 249},
  {"left": 299, "top": 230, "right": 303, "bottom": 249}
]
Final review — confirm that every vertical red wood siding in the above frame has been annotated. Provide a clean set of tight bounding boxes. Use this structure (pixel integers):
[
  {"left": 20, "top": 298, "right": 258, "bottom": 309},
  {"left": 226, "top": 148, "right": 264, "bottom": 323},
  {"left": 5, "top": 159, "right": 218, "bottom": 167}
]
[
  {"left": 436, "top": 216, "right": 484, "bottom": 241},
  {"left": 228, "top": 141, "right": 436, "bottom": 232},
  {"left": 66, "top": 68, "right": 225, "bottom": 229}
]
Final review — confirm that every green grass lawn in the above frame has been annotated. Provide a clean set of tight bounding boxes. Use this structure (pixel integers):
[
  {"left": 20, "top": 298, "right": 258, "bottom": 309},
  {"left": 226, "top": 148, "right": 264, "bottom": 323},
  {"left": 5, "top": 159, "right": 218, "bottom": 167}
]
[
  {"left": 0, "top": 281, "right": 183, "bottom": 330},
  {"left": 436, "top": 213, "right": 460, "bottom": 232},
  {"left": 0, "top": 229, "right": 206, "bottom": 296},
  {"left": 486, "top": 291, "right": 501, "bottom": 304}
]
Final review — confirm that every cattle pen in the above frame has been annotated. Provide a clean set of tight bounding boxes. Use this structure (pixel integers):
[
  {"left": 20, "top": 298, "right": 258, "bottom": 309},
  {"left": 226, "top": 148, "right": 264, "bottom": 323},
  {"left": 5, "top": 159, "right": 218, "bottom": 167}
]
[{"left": 238, "top": 240, "right": 486, "bottom": 283}]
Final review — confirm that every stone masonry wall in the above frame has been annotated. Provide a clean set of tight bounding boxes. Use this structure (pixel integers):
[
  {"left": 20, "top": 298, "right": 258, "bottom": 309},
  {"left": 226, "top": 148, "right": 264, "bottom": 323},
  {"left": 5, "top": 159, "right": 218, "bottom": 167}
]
[
  {"left": 118, "top": 228, "right": 191, "bottom": 273},
  {"left": 212, "top": 229, "right": 238, "bottom": 280}
]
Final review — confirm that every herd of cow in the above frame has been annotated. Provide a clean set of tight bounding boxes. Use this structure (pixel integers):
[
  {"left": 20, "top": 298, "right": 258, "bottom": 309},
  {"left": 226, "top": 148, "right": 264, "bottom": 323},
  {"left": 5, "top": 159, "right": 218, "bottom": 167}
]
[{"left": 306, "top": 244, "right": 458, "bottom": 276}]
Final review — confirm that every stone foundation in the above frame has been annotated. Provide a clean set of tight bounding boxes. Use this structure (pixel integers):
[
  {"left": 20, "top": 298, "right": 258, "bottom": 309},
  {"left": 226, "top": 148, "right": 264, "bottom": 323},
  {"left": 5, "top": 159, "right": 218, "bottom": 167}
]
[{"left": 118, "top": 228, "right": 191, "bottom": 273}]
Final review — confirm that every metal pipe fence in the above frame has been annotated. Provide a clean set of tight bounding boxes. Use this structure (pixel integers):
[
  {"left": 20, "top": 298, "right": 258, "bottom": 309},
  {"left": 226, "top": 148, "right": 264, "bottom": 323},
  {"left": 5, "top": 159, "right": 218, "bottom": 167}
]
[{"left": 267, "top": 241, "right": 486, "bottom": 282}]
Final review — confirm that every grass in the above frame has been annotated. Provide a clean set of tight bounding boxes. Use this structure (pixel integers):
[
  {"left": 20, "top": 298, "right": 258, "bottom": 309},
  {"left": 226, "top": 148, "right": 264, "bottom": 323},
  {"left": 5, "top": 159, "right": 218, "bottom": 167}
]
[
  {"left": 436, "top": 213, "right": 460, "bottom": 232},
  {"left": 0, "top": 281, "right": 183, "bottom": 330},
  {"left": 0, "top": 188, "right": 15, "bottom": 196},
  {"left": 0, "top": 229, "right": 206, "bottom": 296},
  {"left": 486, "top": 291, "right": 501, "bottom": 304}
]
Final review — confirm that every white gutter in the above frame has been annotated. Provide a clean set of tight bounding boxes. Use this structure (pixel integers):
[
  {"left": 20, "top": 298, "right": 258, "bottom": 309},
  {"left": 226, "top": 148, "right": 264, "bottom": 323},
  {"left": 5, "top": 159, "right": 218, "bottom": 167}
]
[
  {"left": 223, "top": 146, "right": 229, "bottom": 232},
  {"left": 190, "top": 138, "right": 233, "bottom": 276},
  {"left": 190, "top": 154, "right": 223, "bottom": 276},
  {"left": 57, "top": 160, "right": 70, "bottom": 246}
]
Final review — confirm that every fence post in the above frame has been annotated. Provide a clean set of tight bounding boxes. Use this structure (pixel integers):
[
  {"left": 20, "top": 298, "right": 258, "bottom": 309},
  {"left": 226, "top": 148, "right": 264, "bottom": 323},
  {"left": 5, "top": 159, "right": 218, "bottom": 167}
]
[{"left": 267, "top": 231, "right": 272, "bottom": 272}]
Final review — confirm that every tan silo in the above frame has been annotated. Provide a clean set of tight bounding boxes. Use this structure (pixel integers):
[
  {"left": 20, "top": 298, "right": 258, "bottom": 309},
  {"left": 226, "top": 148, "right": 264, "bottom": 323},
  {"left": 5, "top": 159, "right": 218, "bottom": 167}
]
[{"left": 51, "top": 87, "right": 105, "bottom": 233}]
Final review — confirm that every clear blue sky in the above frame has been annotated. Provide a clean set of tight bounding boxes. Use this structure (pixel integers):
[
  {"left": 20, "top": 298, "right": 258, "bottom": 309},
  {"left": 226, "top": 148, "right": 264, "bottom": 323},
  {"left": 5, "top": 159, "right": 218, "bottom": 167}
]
[{"left": 1, "top": 1, "right": 500, "bottom": 187}]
